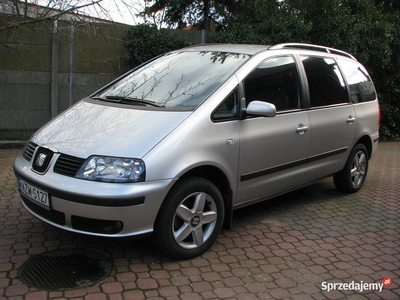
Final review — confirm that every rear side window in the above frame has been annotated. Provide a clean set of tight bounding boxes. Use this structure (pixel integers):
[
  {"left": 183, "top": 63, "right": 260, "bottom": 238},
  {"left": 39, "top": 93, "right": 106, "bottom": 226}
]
[
  {"left": 302, "top": 57, "right": 348, "bottom": 107},
  {"left": 338, "top": 59, "right": 376, "bottom": 103},
  {"left": 244, "top": 56, "right": 301, "bottom": 111}
]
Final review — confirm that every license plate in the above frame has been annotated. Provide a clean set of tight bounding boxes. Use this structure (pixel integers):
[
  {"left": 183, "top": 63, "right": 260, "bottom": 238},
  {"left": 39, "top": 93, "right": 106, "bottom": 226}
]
[{"left": 18, "top": 179, "right": 50, "bottom": 209}]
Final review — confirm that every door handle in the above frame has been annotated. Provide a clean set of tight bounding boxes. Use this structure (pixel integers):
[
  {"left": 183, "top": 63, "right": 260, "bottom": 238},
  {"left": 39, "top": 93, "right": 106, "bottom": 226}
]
[
  {"left": 296, "top": 124, "right": 309, "bottom": 134},
  {"left": 347, "top": 115, "right": 356, "bottom": 124}
]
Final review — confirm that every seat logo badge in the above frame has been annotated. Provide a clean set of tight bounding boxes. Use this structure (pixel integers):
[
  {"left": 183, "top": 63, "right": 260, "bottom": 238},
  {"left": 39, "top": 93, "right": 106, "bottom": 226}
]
[{"left": 35, "top": 153, "right": 47, "bottom": 167}]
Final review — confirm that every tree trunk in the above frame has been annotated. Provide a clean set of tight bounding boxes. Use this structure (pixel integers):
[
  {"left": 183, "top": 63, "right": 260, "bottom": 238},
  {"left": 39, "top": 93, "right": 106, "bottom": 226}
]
[{"left": 203, "top": 0, "right": 210, "bottom": 31}]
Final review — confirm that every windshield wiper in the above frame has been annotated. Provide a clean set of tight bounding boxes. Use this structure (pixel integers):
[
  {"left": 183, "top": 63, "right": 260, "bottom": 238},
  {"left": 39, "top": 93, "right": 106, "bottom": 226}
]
[
  {"left": 93, "top": 96, "right": 165, "bottom": 108},
  {"left": 120, "top": 97, "right": 166, "bottom": 108}
]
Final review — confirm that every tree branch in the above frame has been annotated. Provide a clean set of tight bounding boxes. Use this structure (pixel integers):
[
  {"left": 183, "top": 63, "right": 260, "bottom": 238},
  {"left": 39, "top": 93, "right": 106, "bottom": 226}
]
[{"left": 0, "top": 0, "right": 104, "bottom": 32}]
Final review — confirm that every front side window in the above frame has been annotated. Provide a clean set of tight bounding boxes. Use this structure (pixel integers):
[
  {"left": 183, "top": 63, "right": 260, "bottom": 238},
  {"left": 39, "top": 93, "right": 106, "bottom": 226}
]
[
  {"left": 95, "top": 51, "right": 250, "bottom": 109},
  {"left": 244, "top": 56, "right": 301, "bottom": 111},
  {"left": 302, "top": 57, "right": 348, "bottom": 107},
  {"left": 338, "top": 59, "right": 376, "bottom": 103},
  {"left": 212, "top": 89, "right": 239, "bottom": 121}
]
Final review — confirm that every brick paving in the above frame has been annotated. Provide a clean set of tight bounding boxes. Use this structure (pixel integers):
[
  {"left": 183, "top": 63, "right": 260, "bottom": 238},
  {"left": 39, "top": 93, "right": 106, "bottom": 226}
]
[{"left": 0, "top": 142, "right": 399, "bottom": 300}]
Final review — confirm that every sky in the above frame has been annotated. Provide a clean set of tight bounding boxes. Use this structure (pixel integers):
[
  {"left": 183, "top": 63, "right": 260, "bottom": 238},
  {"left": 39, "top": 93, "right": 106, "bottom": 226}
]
[
  {"left": 15, "top": 0, "right": 163, "bottom": 27},
  {"left": 21, "top": 0, "right": 148, "bottom": 25}
]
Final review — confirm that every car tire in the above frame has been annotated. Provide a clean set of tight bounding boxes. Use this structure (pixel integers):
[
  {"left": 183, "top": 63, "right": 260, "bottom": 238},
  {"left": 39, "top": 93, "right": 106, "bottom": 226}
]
[
  {"left": 153, "top": 177, "right": 224, "bottom": 260},
  {"left": 334, "top": 143, "right": 369, "bottom": 193}
]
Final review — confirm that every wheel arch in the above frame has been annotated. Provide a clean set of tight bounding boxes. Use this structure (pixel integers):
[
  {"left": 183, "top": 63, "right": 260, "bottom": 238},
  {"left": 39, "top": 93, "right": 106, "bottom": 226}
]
[
  {"left": 177, "top": 165, "right": 234, "bottom": 230},
  {"left": 355, "top": 135, "right": 373, "bottom": 159}
]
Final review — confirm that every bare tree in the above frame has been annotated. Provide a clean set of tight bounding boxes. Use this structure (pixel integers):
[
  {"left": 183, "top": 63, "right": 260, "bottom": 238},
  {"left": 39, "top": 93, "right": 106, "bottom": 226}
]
[{"left": 0, "top": 0, "right": 112, "bottom": 32}]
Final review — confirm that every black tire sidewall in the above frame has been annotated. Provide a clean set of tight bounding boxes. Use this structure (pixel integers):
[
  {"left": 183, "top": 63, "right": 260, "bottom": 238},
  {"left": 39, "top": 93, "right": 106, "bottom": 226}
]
[{"left": 335, "top": 144, "right": 369, "bottom": 193}]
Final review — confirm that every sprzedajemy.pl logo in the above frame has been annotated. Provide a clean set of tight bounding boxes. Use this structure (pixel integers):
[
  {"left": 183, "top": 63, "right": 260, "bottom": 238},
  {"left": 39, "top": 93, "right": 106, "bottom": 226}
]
[{"left": 321, "top": 277, "right": 393, "bottom": 293}]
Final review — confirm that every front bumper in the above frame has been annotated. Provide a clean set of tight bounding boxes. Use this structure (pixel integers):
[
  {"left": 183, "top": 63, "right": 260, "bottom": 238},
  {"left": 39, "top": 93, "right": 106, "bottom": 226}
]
[{"left": 14, "top": 154, "right": 176, "bottom": 237}]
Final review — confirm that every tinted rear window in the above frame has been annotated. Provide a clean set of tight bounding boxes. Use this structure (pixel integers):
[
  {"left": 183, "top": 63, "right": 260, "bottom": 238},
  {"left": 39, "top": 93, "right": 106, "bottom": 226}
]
[
  {"left": 302, "top": 57, "right": 348, "bottom": 107},
  {"left": 338, "top": 59, "right": 376, "bottom": 103}
]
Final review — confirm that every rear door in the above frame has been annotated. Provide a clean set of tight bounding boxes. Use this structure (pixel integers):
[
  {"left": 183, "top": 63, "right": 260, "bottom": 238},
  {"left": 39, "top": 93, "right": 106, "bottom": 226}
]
[{"left": 300, "top": 56, "right": 356, "bottom": 178}]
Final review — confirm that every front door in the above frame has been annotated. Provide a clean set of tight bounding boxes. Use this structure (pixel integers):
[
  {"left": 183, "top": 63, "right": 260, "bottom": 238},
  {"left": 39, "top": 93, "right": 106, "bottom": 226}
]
[{"left": 236, "top": 56, "right": 310, "bottom": 205}]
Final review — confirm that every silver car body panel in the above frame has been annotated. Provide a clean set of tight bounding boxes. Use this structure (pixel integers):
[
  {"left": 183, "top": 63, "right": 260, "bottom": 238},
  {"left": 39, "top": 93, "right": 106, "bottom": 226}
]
[
  {"left": 306, "top": 104, "right": 356, "bottom": 178},
  {"left": 353, "top": 100, "right": 380, "bottom": 147},
  {"left": 143, "top": 74, "right": 241, "bottom": 186},
  {"left": 31, "top": 99, "right": 192, "bottom": 158},
  {"left": 237, "top": 110, "right": 310, "bottom": 204}
]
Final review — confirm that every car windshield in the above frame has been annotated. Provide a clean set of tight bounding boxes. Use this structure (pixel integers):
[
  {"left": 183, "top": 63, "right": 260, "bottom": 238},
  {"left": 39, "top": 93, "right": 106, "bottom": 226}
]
[{"left": 94, "top": 51, "right": 250, "bottom": 109}]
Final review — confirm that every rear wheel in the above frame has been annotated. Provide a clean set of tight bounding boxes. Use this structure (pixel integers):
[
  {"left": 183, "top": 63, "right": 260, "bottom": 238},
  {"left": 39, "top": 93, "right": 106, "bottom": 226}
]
[
  {"left": 154, "top": 177, "right": 224, "bottom": 259},
  {"left": 334, "top": 143, "right": 369, "bottom": 193}
]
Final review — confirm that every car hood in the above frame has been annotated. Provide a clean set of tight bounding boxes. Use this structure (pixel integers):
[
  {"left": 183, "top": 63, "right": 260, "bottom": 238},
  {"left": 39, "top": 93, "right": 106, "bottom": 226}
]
[{"left": 32, "top": 99, "right": 191, "bottom": 158}]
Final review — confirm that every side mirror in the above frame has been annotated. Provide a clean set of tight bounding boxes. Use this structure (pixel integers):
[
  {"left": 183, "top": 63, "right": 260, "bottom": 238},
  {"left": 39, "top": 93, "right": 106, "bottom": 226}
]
[{"left": 246, "top": 101, "right": 276, "bottom": 117}]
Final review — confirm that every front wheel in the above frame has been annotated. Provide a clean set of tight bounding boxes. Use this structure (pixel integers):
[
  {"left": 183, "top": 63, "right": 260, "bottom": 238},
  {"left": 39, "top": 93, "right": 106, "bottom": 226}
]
[
  {"left": 334, "top": 143, "right": 369, "bottom": 193},
  {"left": 154, "top": 177, "right": 224, "bottom": 260}
]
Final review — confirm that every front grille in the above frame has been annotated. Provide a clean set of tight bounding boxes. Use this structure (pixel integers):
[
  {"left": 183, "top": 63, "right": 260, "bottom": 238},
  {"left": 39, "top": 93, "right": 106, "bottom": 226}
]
[
  {"left": 71, "top": 215, "right": 123, "bottom": 234},
  {"left": 22, "top": 196, "right": 66, "bottom": 226},
  {"left": 54, "top": 154, "right": 86, "bottom": 177},
  {"left": 32, "top": 147, "right": 54, "bottom": 173},
  {"left": 22, "top": 142, "right": 38, "bottom": 162}
]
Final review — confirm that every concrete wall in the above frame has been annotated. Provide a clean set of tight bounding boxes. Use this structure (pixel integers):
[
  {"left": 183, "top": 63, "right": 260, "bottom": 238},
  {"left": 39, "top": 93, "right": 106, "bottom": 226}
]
[{"left": 0, "top": 17, "right": 131, "bottom": 140}]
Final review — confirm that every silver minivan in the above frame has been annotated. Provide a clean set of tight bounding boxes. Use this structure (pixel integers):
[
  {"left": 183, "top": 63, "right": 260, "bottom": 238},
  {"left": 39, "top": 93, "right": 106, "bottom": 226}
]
[{"left": 14, "top": 43, "right": 380, "bottom": 259}]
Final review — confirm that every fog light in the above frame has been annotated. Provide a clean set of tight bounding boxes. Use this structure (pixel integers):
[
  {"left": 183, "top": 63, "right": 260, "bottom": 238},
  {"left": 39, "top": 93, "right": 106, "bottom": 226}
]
[
  {"left": 114, "top": 221, "right": 123, "bottom": 231},
  {"left": 101, "top": 220, "right": 124, "bottom": 234}
]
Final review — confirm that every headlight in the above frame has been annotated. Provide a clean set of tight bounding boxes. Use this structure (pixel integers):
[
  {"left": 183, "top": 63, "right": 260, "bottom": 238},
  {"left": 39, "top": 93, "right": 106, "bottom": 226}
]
[{"left": 76, "top": 156, "right": 145, "bottom": 183}]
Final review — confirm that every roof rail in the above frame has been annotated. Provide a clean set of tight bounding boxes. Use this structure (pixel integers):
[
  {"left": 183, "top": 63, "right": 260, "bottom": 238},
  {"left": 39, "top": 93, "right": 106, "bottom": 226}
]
[{"left": 269, "top": 43, "right": 357, "bottom": 60}]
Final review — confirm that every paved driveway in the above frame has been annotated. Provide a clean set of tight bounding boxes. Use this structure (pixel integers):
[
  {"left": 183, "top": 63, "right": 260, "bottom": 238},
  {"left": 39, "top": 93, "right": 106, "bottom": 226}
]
[{"left": 0, "top": 142, "right": 399, "bottom": 299}]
